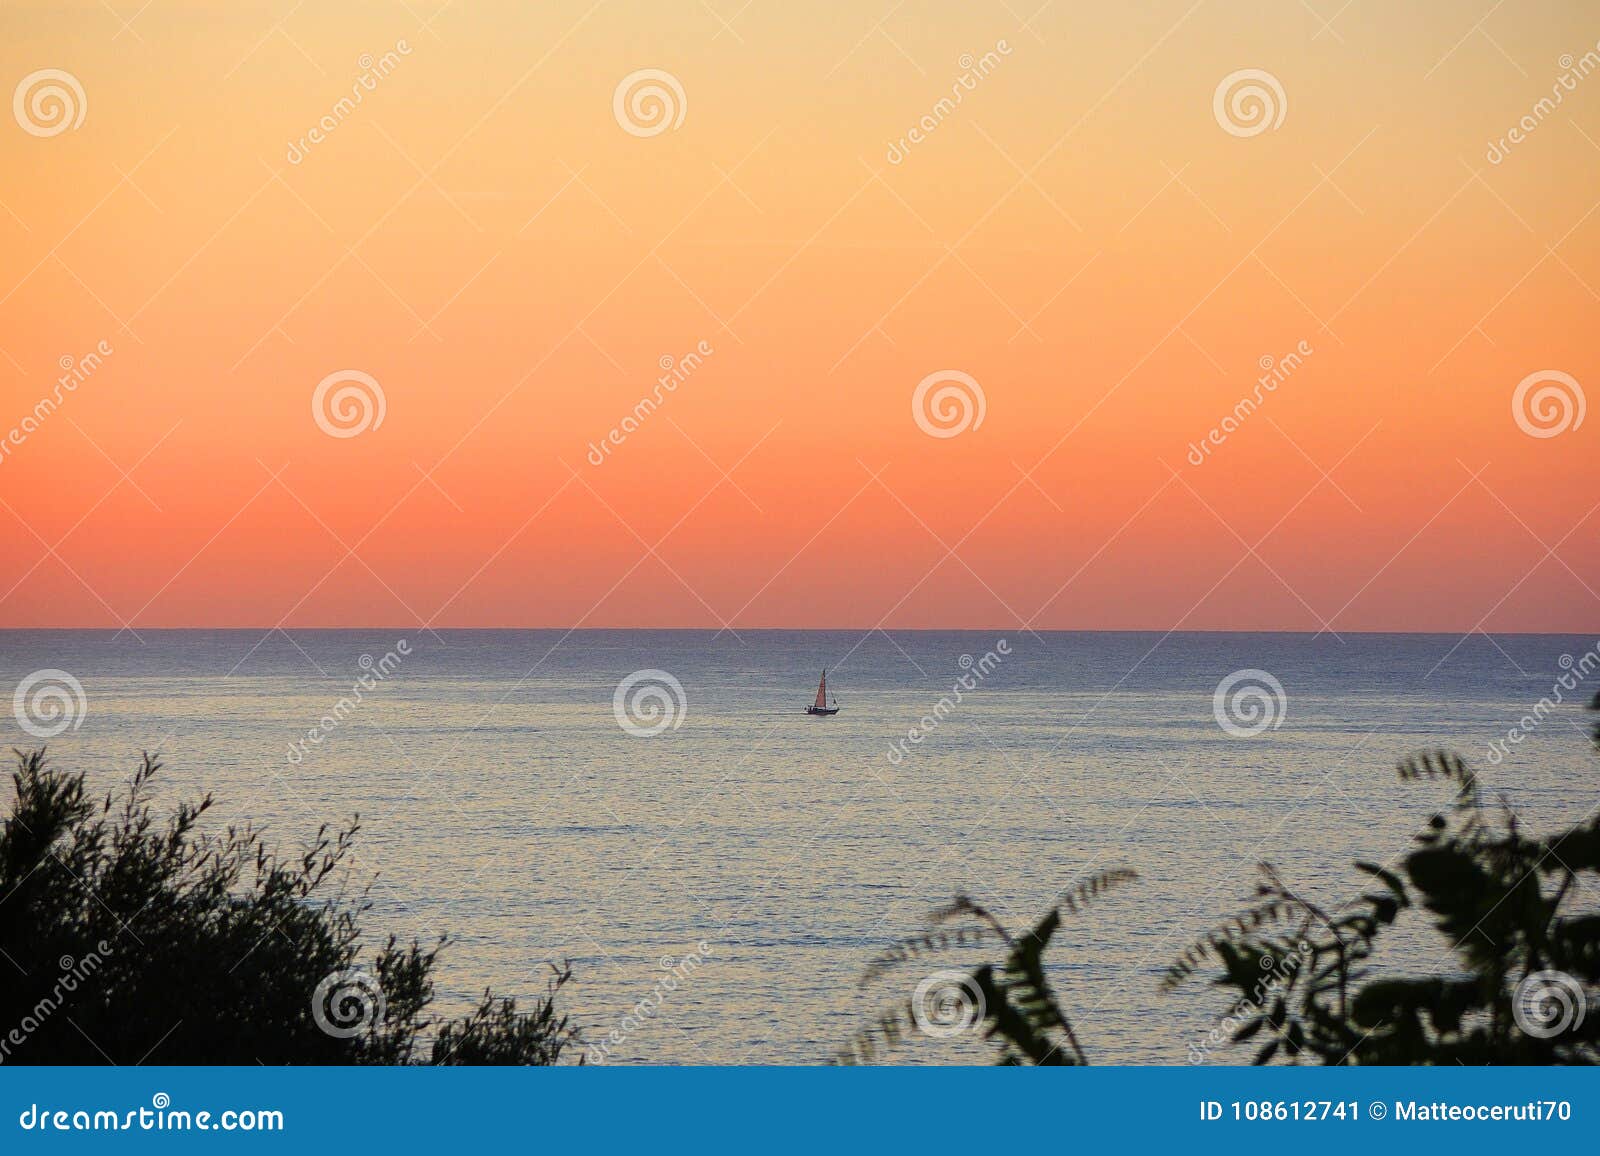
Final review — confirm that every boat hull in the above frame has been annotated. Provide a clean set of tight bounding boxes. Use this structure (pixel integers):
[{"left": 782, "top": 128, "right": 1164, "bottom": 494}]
[{"left": 805, "top": 706, "right": 840, "bottom": 716}]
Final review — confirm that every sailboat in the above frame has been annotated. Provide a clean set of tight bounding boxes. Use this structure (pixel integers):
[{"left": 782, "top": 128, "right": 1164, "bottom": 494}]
[{"left": 805, "top": 669, "right": 840, "bottom": 716}]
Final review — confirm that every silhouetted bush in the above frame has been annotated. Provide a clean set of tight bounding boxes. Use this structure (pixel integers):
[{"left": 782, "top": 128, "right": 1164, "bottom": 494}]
[
  {"left": 0, "top": 750, "right": 580, "bottom": 1065},
  {"left": 1167, "top": 751, "right": 1600, "bottom": 1064},
  {"left": 839, "top": 744, "right": 1600, "bottom": 1067}
]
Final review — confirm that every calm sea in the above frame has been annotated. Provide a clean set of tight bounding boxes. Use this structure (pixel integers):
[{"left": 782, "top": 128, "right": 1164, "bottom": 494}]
[{"left": 2, "top": 628, "right": 1596, "bottom": 1064}]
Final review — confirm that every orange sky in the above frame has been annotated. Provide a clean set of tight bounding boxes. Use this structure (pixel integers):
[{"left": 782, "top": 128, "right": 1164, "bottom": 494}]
[{"left": 1, "top": 1, "right": 1595, "bottom": 631}]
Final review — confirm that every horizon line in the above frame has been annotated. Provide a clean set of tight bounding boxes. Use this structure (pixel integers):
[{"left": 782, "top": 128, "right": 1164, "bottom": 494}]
[{"left": 1, "top": 625, "right": 1594, "bottom": 637}]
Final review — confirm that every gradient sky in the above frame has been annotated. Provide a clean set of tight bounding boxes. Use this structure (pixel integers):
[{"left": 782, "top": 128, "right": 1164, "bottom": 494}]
[{"left": 1, "top": 1, "right": 1595, "bottom": 631}]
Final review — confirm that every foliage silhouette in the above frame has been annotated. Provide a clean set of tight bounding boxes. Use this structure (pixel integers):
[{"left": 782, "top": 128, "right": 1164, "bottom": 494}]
[
  {"left": 0, "top": 750, "right": 580, "bottom": 1065},
  {"left": 836, "top": 868, "right": 1138, "bottom": 1064},
  {"left": 1167, "top": 749, "right": 1600, "bottom": 1064}
]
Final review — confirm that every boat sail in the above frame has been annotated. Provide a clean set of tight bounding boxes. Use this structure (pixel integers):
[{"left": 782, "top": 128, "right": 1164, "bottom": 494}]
[{"left": 806, "top": 669, "right": 840, "bottom": 716}]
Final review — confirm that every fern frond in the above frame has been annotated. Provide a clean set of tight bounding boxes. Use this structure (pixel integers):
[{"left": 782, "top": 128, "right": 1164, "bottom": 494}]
[
  {"left": 1397, "top": 750, "right": 1476, "bottom": 802},
  {"left": 1054, "top": 867, "right": 1140, "bottom": 917},
  {"left": 860, "top": 924, "right": 999, "bottom": 984},
  {"left": 929, "top": 893, "right": 1012, "bottom": 940},
  {"left": 1164, "top": 865, "right": 1323, "bottom": 991},
  {"left": 995, "top": 908, "right": 1085, "bottom": 1063},
  {"left": 834, "top": 966, "right": 990, "bottom": 1064},
  {"left": 842, "top": 869, "right": 1138, "bottom": 1064}
]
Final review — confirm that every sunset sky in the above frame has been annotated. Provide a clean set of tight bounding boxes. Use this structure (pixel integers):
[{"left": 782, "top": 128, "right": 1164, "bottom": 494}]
[{"left": 1, "top": 0, "right": 1595, "bottom": 631}]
